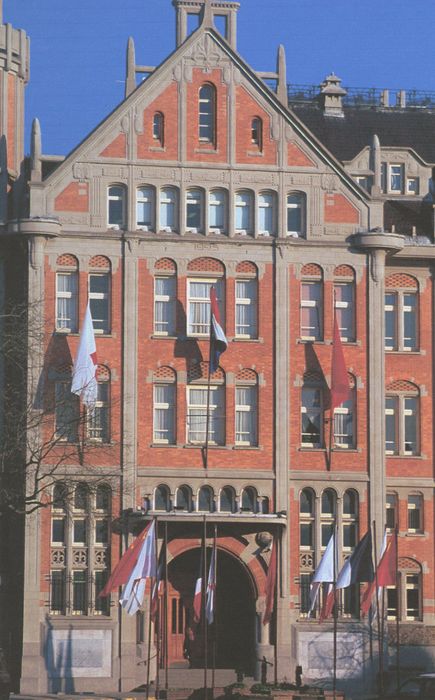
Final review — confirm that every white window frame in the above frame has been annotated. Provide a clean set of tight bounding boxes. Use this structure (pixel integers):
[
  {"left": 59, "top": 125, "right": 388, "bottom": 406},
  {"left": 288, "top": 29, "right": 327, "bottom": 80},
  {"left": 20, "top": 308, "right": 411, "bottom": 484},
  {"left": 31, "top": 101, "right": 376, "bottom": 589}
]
[
  {"left": 385, "top": 289, "right": 418, "bottom": 352},
  {"left": 198, "top": 84, "right": 215, "bottom": 143},
  {"left": 159, "top": 187, "right": 177, "bottom": 232},
  {"left": 406, "top": 177, "right": 419, "bottom": 195},
  {"left": 300, "top": 281, "right": 323, "bottom": 341},
  {"left": 382, "top": 163, "right": 404, "bottom": 194},
  {"left": 333, "top": 392, "right": 355, "bottom": 450},
  {"left": 385, "top": 393, "right": 419, "bottom": 456},
  {"left": 208, "top": 189, "right": 227, "bottom": 234},
  {"left": 187, "top": 277, "right": 224, "bottom": 337},
  {"left": 89, "top": 272, "right": 110, "bottom": 335},
  {"left": 86, "top": 380, "right": 110, "bottom": 443},
  {"left": 251, "top": 117, "right": 262, "bottom": 148},
  {"left": 334, "top": 281, "right": 355, "bottom": 342},
  {"left": 152, "top": 112, "right": 164, "bottom": 145},
  {"left": 235, "top": 191, "right": 253, "bottom": 235},
  {"left": 258, "top": 191, "right": 275, "bottom": 236},
  {"left": 153, "top": 383, "right": 176, "bottom": 444},
  {"left": 186, "top": 384, "right": 225, "bottom": 445},
  {"left": 56, "top": 271, "right": 78, "bottom": 333},
  {"left": 287, "top": 192, "right": 305, "bottom": 238},
  {"left": 154, "top": 275, "right": 176, "bottom": 336},
  {"left": 186, "top": 189, "right": 203, "bottom": 233},
  {"left": 301, "top": 386, "right": 323, "bottom": 448},
  {"left": 235, "top": 385, "right": 258, "bottom": 446},
  {"left": 107, "top": 185, "right": 125, "bottom": 229},
  {"left": 235, "top": 278, "right": 257, "bottom": 339},
  {"left": 407, "top": 494, "right": 423, "bottom": 533},
  {"left": 136, "top": 186, "right": 155, "bottom": 230}
]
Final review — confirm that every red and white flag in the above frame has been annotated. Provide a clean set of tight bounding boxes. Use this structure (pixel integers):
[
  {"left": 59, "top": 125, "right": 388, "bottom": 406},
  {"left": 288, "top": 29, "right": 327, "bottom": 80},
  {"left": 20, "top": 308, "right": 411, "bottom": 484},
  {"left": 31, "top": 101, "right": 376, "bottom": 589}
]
[
  {"left": 330, "top": 316, "right": 350, "bottom": 413},
  {"left": 120, "top": 520, "right": 157, "bottom": 615},
  {"left": 206, "top": 545, "right": 216, "bottom": 624},
  {"left": 99, "top": 522, "right": 152, "bottom": 598},
  {"left": 71, "top": 302, "right": 98, "bottom": 407},
  {"left": 193, "top": 549, "right": 203, "bottom": 624},
  {"left": 361, "top": 532, "right": 397, "bottom": 616},
  {"left": 263, "top": 539, "right": 277, "bottom": 625}
]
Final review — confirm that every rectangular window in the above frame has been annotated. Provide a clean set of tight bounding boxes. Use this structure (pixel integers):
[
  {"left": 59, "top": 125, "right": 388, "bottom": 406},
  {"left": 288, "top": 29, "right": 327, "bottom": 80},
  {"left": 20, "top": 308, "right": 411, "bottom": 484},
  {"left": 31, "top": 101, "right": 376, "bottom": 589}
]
[
  {"left": 51, "top": 518, "right": 65, "bottom": 545},
  {"left": 50, "top": 570, "right": 66, "bottom": 614},
  {"left": 187, "top": 385, "right": 224, "bottom": 445},
  {"left": 403, "top": 293, "right": 417, "bottom": 351},
  {"left": 187, "top": 279, "right": 224, "bottom": 336},
  {"left": 334, "top": 282, "right": 355, "bottom": 342},
  {"left": 72, "top": 570, "right": 87, "bottom": 615},
  {"left": 406, "top": 177, "right": 419, "bottom": 195},
  {"left": 321, "top": 522, "right": 333, "bottom": 547},
  {"left": 235, "top": 192, "right": 253, "bottom": 234},
  {"left": 55, "top": 381, "right": 79, "bottom": 443},
  {"left": 186, "top": 190, "right": 202, "bottom": 232},
  {"left": 258, "top": 193, "right": 274, "bottom": 235},
  {"left": 406, "top": 574, "right": 421, "bottom": 620},
  {"left": 385, "top": 397, "right": 397, "bottom": 454},
  {"left": 301, "top": 387, "right": 322, "bottom": 447},
  {"left": 387, "top": 586, "right": 398, "bottom": 620},
  {"left": 87, "top": 382, "right": 110, "bottom": 442},
  {"left": 385, "top": 293, "right": 398, "bottom": 350},
  {"left": 404, "top": 397, "right": 418, "bottom": 454},
  {"left": 153, "top": 383, "right": 176, "bottom": 444},
  {"left": 136, "top": 187, "right": 154, "bottom": 229},
  {"left": 95, "top": 519, "right": 109, "bottom": 545},
  {"left": 299, "top": 573, "right": 312, "bottom": 615},
  {"left": 300, "top": 522, "right": 313, "bottom": 548},
  {"left": 235, "top": 386, "right": 257, "bottom": 446},
  {"left": 408, "top": 494, "right": 422, "bottom": 532},
  {"left": 343, "top": 523, "right": 357, "bottom": 549},
  {"left": 73, "top": 518, "right": 87, "bottom": 545},
  {"left": 386, "top": 494, "right": 397, "bottom": 530},
  {"left": 333, "top": 397, "right": 354, "bottom": 449},
  {"left": 94, "top": 571, "right": 109, "bottom": 615},
  {"left": 160, "top": 188, "right": 176, "bottom": 231},
  {"left": 235, "top": 279, "right": 257, "bottom": 338},
  {"left": 89, "top": 273, "right": 110, "bottom": 334},
  {"left": 108, "top": 186, "right": 125, "bottom": 228},
  {"left": 56, "top": 272, "right": 78, "bottom": 332},
  {"left": 390, "top": 164, "right": 403, "bottom": 193},
  {"left": 301, "top": 282, "right": 322, "bottom": 340},
  {"left": 154, "top": 276, "right": 176, "bottom": 336},
  {"left": 209, "top": 190, "right": 225, "bottom": 232}
]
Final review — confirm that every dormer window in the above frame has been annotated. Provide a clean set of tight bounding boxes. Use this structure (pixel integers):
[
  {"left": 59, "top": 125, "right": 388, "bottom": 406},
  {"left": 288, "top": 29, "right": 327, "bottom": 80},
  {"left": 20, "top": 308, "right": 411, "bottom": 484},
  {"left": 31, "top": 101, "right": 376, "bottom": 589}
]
[
  {"left": 199, "top": 84, "right": 215, "bottom": 143},
  {"left": 153, "top": 112, "right": 164, "bottom": 146}
]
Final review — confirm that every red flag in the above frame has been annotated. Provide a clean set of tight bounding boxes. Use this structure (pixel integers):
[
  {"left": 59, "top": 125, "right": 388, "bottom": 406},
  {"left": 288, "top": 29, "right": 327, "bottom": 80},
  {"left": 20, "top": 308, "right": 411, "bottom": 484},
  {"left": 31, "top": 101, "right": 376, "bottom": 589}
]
[
  {"left": 330, "top": 316, "right": 350, "bottom": 412},
  {"left": 99, "top": 522, "right": 151, "bottom": 597},
  {"left": 319, "top": 584, "right": 335, "bottom": 622},
  {"left": 193, "top": 547, "right": 203, "bottom": 624},
  {"left": 263, "top": 539, "right": 277, "bottom": 625},
  {"left": 361, "top": 534, "right": 396, "bottom": 615}
]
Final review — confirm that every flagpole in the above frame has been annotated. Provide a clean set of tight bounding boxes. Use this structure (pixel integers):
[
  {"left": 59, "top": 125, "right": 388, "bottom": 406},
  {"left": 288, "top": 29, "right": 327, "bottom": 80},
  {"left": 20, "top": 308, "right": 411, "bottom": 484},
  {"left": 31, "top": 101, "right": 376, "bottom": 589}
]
[
  {"left": 203, "top": 297, "right": 214, "bottom": 472},
  {"left": 164, "top": 521, "right": 169, "bottom": 693},
  {"left": 203, "top": 515, "right": 208, "bottom": 699},
  {"left": 211, "top": 524, "right": 217, "bottom": 697},
  {"left": 372, "top": 520, "right": 384, "bottom": 697},
  {"left": 146, "top": 517, "right": 157, "bottom": 700},
  {"left": 274, "top": 533, "right": 279, "bottom": 688},
  {"left": 332, "top": 522, "right": 337, "bottom": 700},
  {"left": 395, "top": 526, "right": 400, "bottom": 693},
  {"left": 155, "top": 521, "right": 160, "bottom": 700},
  {"left": 328, "top": 291, "right": 337, "bottom": 472}
]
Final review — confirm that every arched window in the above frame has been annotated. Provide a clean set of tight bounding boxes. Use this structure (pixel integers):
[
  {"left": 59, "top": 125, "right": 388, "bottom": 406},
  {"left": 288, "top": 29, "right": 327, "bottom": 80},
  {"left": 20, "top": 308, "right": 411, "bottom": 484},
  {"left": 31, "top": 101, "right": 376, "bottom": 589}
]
[
  {"left": 108, "top": 185, "right": 126, "bottom": 229},
  {"left": 235, "top": 190, "right": 254, "bottom": 235},
  {"left": 220, "top": 486, "right": 236, "bottom": 513},
  {"left": 176, "top": 485, "right": 192, "bottom": 512},
  {"left": 241, "top": 486, "right": 257, "bottom": 513},
  {"left": 198, "top": 485, "right": 214, "bottom": 512},
  {"left": 300, "top": 488, "right": 315, "bottom": 549},
  {"left": 287, "top": 192, "right": 306, "bottom": 238},
  {"left": 74, "top": 483, "right": 88, "bottom": 511},
  {"left": 320, "top": 489, "right": 336, "bottom": 547},
  {"left": 208, "top": 189, "right": 227, "bottom": 234},
  {"left": 56, "top": 255, "right": 78, "bottom": 333},
  {"left": 154, "top": 484, "right": 170, "bottom": 511},
  {"left": 385, "top": 380, "right": 419, "bottom": 456},
  {"left": 199, "top": 84, "right": 215, "bottom": 143},
  {"left": 153, "top": 112, "right": 164, "bottom": 146},
  {"left": 258, "top": 191, "right": 275, "bottom": 236},
  {"left": 136, "top": 186, "right": 155, "bottom": 230},
  {"left": 385, "top": 274, "right": 418, "bottom": 352},
  {"left": 159, "top": 187, "right": 178, "bottom": 232},
  {"left": 334, "top": 266, "right": 356, "bottom": 342},
  {"left": 186, "top": 189, "right": 204, "bottom": 233},
  {"left": 251, "top": 117, "right": 262, "bottom": 149}
]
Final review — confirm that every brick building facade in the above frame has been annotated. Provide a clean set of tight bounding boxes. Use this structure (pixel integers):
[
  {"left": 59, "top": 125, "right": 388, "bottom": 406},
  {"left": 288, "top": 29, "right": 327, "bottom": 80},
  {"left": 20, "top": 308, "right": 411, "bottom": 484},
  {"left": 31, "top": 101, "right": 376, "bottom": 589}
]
[{"left": 1, "top": 0, "right": 435, "bottom": 696}]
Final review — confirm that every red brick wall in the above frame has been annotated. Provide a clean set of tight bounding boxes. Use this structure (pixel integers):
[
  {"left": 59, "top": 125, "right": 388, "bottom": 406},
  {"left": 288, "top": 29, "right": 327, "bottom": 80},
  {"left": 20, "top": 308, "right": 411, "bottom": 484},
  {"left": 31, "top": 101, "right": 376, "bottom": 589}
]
[
  {"left": 137, "top": 82, "right": 179, "bottom": 161},
  {"left": 324, "top": 193, "right": 360, "bottom": 224},
  {"left": 54, "top": 182, "right": 89, "bottom": 212},
  {"left": 100, "top": 133, "right": 127, "bottom": 158},
  {"left": 287, "top": 142, "right": 315, "bottom": 168},
  {"left": 235, "top": 86, "right": 277, "bottom": 165}
]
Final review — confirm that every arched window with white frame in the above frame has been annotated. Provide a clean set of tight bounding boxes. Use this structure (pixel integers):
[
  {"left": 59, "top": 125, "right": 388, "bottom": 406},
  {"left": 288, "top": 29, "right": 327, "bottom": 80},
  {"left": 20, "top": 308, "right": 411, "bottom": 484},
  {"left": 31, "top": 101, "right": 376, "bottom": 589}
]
[
  {"left": 108, "top": 185, "right": 126, "bottom": 229},
  {"left": 258, "top": 191, "right": 276, "bottom": 236},
  {"left": 208, "top": 189, "right": 227, "bottom": 234},
  {"left": 159, "top": 187, "right": 178, "bottom": 232},
  {"left": 136, "top": 186, "right": 155, "bottom": 230},
  {"left": 235, "top": 190, "right": 254, "bottom": 235},
  {"left": 220, "top": 486, "right": 236, "bottom": 513},
  {"left": 287, "top": 192, "right": 306, "bottom": 238},
  {"left": 154, "top": 484, "right": 171, "bottom": 511},
  {"left": 199, "top": 84, "right": 216, "bottom": 143}
]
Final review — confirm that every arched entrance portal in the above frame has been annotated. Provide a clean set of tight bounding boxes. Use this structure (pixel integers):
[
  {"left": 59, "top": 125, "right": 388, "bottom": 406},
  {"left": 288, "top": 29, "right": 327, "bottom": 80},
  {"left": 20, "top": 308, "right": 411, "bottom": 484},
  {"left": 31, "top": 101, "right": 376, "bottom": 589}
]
[{"left": 167, "top": 547, "right": 256, "bottom": 674}]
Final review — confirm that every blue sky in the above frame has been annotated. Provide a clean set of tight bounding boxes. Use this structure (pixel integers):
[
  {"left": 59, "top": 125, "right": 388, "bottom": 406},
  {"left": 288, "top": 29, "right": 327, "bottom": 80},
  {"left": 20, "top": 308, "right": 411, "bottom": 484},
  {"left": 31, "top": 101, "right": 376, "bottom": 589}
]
[{"left": 6, "top": 0, "right": 435, "bottom": 155}]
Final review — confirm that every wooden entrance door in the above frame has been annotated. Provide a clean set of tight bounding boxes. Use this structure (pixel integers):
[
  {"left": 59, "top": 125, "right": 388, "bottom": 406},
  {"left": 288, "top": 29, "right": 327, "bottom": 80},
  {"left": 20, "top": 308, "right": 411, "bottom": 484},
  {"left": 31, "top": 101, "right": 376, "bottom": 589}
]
[{"left": 167, "top": 581, "right": 190, "bottom": 666}]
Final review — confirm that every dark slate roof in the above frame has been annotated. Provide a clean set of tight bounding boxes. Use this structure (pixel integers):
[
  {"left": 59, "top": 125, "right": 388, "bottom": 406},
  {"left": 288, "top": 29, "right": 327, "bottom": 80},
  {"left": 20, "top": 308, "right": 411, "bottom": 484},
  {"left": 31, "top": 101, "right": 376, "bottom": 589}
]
[{"left": 291, "top": 104, "right": 435, "bottom": 164}]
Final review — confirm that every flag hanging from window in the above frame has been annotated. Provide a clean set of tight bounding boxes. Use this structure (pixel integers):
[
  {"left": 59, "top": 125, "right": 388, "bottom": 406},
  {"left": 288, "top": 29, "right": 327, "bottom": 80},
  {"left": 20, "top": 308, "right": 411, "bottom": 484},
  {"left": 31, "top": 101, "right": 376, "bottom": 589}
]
[
  {"left": 209, "top": 286, "right": 227, "bottom": 373},
  {"left": 71, "top": 302, "right": 98, "bottom": 407},
  {"left": 263, "top": 538, "right": 277, "bottom": 625},
  {"left": 330, "top": 315, "right": 350, "bottom": 413}
]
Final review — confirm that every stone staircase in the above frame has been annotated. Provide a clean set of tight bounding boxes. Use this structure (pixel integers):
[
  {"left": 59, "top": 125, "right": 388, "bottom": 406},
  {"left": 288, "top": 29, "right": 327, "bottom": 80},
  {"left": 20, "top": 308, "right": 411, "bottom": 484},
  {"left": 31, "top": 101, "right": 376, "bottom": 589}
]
[{"left": 163, "top": 668, "right": 255, "bottom": 690}]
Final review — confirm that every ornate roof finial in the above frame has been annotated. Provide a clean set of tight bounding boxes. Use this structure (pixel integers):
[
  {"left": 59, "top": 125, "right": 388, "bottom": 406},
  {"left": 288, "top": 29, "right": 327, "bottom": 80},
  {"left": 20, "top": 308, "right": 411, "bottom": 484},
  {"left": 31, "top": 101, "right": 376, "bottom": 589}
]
[
  {"left": 30, "top": 118, "right": 42, "bottom": 182},
  {"left": 125, "top": 37, "right": 136, "bottom": 98},
  {"left": 277, "top": 45, "right": 287, "bottom": 107},
  {"left": 200, "top": 0, "right": 214, "bottom": 28}
]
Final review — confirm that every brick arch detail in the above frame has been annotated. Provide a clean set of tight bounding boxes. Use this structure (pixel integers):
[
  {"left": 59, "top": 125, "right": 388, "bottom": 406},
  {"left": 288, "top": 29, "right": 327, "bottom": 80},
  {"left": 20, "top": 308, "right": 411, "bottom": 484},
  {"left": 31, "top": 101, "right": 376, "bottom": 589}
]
[
  {"left": 386, "top": 379, "right": 419, "bottom": 394},
  {"left": 236, "top": 261, "right": 258, "bottom": 275},
  {"left": 398, "top": 557, "right": 421, "bottom": 572},
  {"left": 167, "top": 536, "right": 267, "bottom": 597},
  {"left": 385, "top": 273, "right": 418, "bottom": 290},
  {"left": 89, "top": 255, "right": 111, "bottom": 270},
  {"left": 155, "top": 258, "right": 177, "bottom": 272},
  {"left": 56, "top": 253, "right": 78, "bottom": 269},
  {"left": 187, "top": 257, "right": 225, "bottom": 274},
  {"left": 301, "top": 263, "right": 322, "bottom": 279}
]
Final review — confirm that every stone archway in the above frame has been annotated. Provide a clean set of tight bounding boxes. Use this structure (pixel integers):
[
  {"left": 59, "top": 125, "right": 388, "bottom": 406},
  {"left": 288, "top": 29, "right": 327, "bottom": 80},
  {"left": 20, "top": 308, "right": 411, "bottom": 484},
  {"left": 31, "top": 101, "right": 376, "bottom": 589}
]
[{"left": 167, "top": 546, "right": 257, "bottom": 674}]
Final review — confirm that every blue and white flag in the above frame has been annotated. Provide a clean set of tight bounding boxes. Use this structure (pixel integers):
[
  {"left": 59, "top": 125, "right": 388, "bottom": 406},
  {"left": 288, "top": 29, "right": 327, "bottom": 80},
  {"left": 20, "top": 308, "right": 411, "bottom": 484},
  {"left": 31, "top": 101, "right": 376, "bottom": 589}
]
[{"left": 206, "top": 546, "right": 216, "bottom": 624}]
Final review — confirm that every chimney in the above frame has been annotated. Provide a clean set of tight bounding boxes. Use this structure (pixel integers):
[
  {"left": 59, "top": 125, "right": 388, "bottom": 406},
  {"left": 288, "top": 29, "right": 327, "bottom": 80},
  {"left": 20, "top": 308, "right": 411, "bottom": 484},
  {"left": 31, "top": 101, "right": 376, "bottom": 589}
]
[{"left": 319, "top": 73, "right": 347, "bottom": 117}]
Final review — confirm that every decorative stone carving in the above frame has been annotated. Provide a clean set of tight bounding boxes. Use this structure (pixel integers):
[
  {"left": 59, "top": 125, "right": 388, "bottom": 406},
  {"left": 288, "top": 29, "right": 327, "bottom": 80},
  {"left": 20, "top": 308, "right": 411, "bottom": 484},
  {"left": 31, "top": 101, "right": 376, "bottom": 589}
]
[
  {"left": 94, "top": 549, "right": 108, "bottom": 566},
  {"left": 255, "top": 532, "right": 273, "bottom": 550},
  {"left": 299, "top": 552, "right": 314, "bottom": 569},
  {"left": 51, "top": 549, "right": 65, "bottom": 565},
  {"left": 321, "top": 173, "right": 336, "bottom": 192},
  {"left": 73, "top": 163, "right": 90, "bottom": 181},
  {"left": 134, "top": 109, "right": 143, "bottom": 134},
  {"left": 185, "top": 35, "right": 226, "bottom": 73},
  {"left": 72, "top": 548, "right": 88, "bottom": 566}
]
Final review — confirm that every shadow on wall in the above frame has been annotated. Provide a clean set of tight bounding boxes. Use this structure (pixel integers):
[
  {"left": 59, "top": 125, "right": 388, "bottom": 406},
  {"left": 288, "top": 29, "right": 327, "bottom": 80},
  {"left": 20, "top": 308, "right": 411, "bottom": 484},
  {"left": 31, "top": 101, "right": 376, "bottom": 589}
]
[{"left": 44, "top": 617, "right": 75, "bottom": 694}]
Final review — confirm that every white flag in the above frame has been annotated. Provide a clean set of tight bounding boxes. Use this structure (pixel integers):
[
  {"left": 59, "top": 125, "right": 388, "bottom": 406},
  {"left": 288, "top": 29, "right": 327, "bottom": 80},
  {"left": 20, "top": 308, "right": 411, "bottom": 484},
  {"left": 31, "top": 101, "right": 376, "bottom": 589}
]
[
  {"left": 308, "top": 531, "right": 335, "bottom": 616},
  {"left": 206, "top": 546, "right": 216, "bottom": 624},
  {"left": 71, "top": 302, "right": 98, "bottom": 407},
  {"left": 120, "top": 520, "right": 157, "bottom": 616}
]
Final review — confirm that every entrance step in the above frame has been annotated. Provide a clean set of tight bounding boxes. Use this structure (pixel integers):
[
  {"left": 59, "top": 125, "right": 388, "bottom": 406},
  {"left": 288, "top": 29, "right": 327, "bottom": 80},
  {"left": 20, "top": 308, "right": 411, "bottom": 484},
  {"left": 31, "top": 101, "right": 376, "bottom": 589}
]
[{"left": 166, "top": 669, "right": 254, "bottom": 689}]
